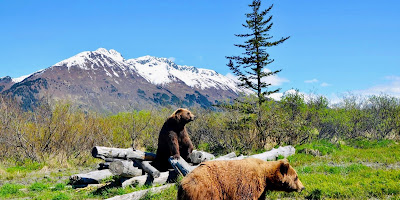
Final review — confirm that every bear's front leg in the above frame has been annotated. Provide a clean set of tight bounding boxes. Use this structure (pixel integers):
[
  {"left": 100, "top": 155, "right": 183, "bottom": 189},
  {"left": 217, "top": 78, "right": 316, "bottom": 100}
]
[{"left": 168, "top": 131, "right": 181, "bottom": 159}]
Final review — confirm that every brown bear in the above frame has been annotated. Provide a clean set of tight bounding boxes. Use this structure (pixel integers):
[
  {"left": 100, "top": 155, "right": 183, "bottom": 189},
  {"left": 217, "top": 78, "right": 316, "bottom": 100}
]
[
  {"left": 152, "top": 108, "right": 195, "bottom": 172},
  {"left": 178, "top": 158, "right": 304, "bottom": 200}
]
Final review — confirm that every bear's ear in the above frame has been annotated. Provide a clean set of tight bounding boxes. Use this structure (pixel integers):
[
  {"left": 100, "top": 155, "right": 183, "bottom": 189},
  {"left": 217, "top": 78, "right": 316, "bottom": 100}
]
[
  {"left": 173, "top": 108, "right": 183, "bottom": 121},
  {"left": 279, "top": 159, "right": 290, "bottom": 175}
]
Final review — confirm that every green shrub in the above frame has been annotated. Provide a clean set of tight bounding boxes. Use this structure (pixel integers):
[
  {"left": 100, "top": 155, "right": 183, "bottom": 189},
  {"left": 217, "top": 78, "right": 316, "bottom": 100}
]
[
  {"left": 0, "top": 183, "right": 23, "bottom": 197},
  {"left": 6, "top": 161, "right": 44, "bottom": 173},
  {"left": 52, "top": 183, "right": 66, "bottom": 191},
  {"left": 52, "top": 192, "right": 70, "bottom": 200},
  {"left": 297, "top": 140, "right": 339, "bottom": 155},
  {"left": 29, "top": 182, "right": 49, "bottom": 192},
  {"left": 349, "top": 139, "right": 394, "bottom": 149}
]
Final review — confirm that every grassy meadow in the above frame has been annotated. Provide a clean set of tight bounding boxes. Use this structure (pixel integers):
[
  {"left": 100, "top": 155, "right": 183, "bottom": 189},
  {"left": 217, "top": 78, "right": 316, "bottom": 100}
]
[
  {"left": 1, "top": 93, "right": 400, "bottom": 199},
  {"left": 1, "top": 140, "right": 399, "bottom": 199}
]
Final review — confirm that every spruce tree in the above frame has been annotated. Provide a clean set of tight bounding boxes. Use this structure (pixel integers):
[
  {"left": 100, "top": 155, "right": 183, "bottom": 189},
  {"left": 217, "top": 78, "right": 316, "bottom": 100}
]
[{"left": 227, "top": 0, "right": 289, "bottom": 107}]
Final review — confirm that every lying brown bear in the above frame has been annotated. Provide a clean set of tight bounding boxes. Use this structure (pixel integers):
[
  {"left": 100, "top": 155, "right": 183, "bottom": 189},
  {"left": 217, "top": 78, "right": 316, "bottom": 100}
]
[
  {"left": 152, "top": 108, "right": 195, "bottom": 172},
  {"left": 178, "top": 158, "right": 304, "bottom": 200}
]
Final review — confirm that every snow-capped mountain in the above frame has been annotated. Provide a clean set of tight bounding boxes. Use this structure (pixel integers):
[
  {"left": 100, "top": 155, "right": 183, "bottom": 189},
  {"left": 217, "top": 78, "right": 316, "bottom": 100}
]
[
  {"left": 52, "top": 48, "right": 245, "bottom": 93},
  {"left": 2, "top": 48, "right": 249, "bottom": 112}
]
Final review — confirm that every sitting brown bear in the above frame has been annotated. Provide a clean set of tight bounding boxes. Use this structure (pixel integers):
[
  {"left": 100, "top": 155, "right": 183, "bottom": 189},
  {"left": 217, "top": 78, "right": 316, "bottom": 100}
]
[
  {"left": 152, "top": 108, "right": 195, "bottom": 172},
  {"left": 178, "top": 158, "right": 304, "bottom": 200}
]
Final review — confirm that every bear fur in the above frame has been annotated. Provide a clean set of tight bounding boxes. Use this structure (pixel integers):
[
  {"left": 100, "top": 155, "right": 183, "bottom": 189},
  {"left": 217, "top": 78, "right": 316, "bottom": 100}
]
[
  {"left": 152, "top": 108, "right": 195, "bottom": 172},
  {"left": 178, "top": 158, "right": 304, "bottom": 200}
]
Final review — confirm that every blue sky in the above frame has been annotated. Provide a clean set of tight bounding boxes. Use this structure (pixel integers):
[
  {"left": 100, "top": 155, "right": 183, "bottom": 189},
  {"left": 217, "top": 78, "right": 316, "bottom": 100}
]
[{"left": 1, "top": 0, "right": 399, "bottom": 101}]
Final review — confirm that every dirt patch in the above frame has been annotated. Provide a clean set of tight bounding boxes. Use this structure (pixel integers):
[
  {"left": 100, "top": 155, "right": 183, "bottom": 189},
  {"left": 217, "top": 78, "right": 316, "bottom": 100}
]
[{"left": 361, "top": 162, "right": 400, "bottom": 169}]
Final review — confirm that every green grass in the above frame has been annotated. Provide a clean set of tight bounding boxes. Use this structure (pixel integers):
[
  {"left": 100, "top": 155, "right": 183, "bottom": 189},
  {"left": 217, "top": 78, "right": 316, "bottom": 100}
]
[
  {"left": 139, "top": 185, "right": 177, "bottom": 200},
  {"left": 5, "top": 161, "right": 44, "bottom": 173},
  {"left": 296, "top": 139, "right": 340, "bottom": 155},
  {"left": 29, "top": 181, "right": 50, "bottom": 192},
  {"left": 0, "top": 183, "right": 24, "bottom": 198},
  {"left": 0, "top": 139, "right": 399, "bottom": 199}
]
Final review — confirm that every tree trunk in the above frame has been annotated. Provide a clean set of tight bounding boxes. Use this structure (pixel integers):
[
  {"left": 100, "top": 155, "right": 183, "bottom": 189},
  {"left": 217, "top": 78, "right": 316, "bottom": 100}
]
[
  {"left": 109, "top": 160, "right": 143, "bottom": 177},
  {"left": 134, "top": 160, "right": 160, "bottom": 178},
  {"left": 214, "top": 152, "right": 237, "bottom": 160},
  {"left": 169, "top": 156, "right": 196, "bottom": 176},
  {"left": 106, "top": 184, "right": 174, "bottom": 200},
  {"left": 69, "top": 169, "right": 114, "bottom": 185},
  {"left": 92, "top": 146, "right": 156, "bottom": 161},
  {"left": 167, "top": 146, "right": 296, "bottom": 177},
  {"left": 249, "top": 145, "right": 295, "bottom": 160},
  {"left": 120, "top": 170, "right": 178, "bottom": 188}
]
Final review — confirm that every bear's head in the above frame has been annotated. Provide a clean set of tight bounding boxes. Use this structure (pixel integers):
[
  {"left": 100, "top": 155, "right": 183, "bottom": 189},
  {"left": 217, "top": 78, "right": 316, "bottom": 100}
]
[
  {"left": 269, "top": 159, "right": 305, "bottom": 192},
  {"left": 171, "top": 108, "right": 196, "bottom": 124}
]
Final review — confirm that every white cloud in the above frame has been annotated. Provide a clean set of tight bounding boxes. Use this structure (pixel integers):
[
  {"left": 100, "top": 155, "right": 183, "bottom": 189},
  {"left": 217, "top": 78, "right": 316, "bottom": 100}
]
[
  {"left": 267, "top": 89, "right": 312, "bottom": 102},
  {"left": 304, "top": 79, "right": 319, "bottom": 83},
  {"left": 267, "top": 92, "right": 284, "bottom": 101},
  {"left": 355, "top": 76, "right": 400, "bottom": 97},
  {"left": 261, "top": 68, "right": 289, "bottom": 86},
  {"left": 320, "top": 82, "right": 331, "bottom": 87},
  {"left": 168, "top": 57, "right": 176, "bottom": 62},
  {"left": 226, "top": 69, "right": 289, "bottom": 87}
]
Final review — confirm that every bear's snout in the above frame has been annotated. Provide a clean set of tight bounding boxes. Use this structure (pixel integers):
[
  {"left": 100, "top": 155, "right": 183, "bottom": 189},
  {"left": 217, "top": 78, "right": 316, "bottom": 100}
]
[{"left": 296, "top": 180, "right": 305, "bottom": 192}]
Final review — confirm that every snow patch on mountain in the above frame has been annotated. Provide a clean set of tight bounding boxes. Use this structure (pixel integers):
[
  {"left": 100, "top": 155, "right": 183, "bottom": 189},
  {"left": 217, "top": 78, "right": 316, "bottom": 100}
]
[
  {"left": 10, "top": 68, "right": 47, "bottom": 83},
  {"left": 54, "top": 48, "right": 125, "bottom": 70},
  {"left": 52, "top": 48, "right": 251, "bottom": 94},
  {"left": 12, "top": 74, "right": 31, "bottom": 83}
]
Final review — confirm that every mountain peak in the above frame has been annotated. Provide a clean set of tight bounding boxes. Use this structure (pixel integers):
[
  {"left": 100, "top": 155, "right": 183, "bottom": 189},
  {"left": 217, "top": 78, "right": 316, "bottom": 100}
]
[
  {"left": 3, "top": 48, "right": 252, "bottom": 112},
  {"left": 49, "top": 48, "right": 249, "bottom": 94},
  {"left": 94, "top": 48, "right": 124, "bottom": 62},
  {"left": 54, "top": 48, "right": 125, "bottom": 69}
]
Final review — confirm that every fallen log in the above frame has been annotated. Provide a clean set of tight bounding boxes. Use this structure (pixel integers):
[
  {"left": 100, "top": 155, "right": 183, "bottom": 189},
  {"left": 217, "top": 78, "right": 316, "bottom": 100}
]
[
  {"left": 166, "top": 146, "right": 296, "bottom": 177},
  {"left": 249, "top": 146, "right": 295, "bottom": 160},
  {"left": 69, "top": 169, "right": 114, "bottom": 185},
  {"left": 189, "top": 150, "right": 215, "bottom": 164},
  {"left": 213, "top": 146, "right": 295, "bottom": 161},
  {"left": 109, "top": 160, "right": 143, "bottom": 177},
  {"left": 134, "top": 161, "right": 160, "bottom": 178},
  {"left": 92, "top": 146, "right": 156, "bottom": 161},
  {"left": 121, "top": 170, "right": 178, "bottom": 188},
  {"left": 214, "top": 152, "right": 237, "bottom": 160},
  {"left": 169, "top": 157, "right": 196, "bottom": 176},
  {"left": 106, "top": 184, "right": 174, "bottom": 200}
]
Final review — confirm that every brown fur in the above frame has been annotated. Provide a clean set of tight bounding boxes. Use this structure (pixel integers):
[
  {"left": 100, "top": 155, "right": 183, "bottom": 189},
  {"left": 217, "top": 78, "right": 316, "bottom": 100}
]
[
  {"left": 178, "top": 158, "right": 304, "bottom": 200},
  {"left": 152, "top": 108, "right": 195, "bottom": 171}
]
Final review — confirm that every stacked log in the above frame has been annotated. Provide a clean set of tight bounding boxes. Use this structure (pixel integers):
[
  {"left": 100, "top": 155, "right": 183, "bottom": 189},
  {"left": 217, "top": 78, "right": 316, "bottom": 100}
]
[
  {"left": 91, "top": 146, "right": 156, "bottom": 161},
  {"left": 69, "top": 169, "right": 114, "bottom": 185},
  {"left": 109, "top": 160, "right": 142, "bottom": 177},
  {"left": 69, "top": 145, "right": 296, "bottom": 199},
  {"left": 70, "top": 147, "right": 158, "bottom": 186}
]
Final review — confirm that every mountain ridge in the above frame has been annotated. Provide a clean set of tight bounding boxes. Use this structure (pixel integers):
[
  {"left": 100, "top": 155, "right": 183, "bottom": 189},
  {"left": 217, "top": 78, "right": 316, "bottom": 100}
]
[{"left": 2, "top": 48, "right": 250, "bottom": 112}]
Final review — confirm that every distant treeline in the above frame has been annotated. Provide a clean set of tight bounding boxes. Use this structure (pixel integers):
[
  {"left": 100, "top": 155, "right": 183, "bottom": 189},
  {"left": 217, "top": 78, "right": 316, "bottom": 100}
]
[{"left": 0, "top": 93, "right": 399, "bottom": 163}]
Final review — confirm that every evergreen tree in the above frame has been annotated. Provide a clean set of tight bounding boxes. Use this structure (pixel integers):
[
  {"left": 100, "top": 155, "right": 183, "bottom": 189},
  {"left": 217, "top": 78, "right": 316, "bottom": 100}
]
[{"left": 227, "top": 0, "right": 290, "bottom": 107}]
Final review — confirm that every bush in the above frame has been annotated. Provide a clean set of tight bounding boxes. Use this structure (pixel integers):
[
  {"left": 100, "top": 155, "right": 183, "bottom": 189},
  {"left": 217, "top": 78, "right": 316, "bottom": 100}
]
[
  {"left": 1, "top": 93, "right": 399, "bottom": 163},
  {"left": 29, "top": 182, "right": 49, "bottom": 192},
  {"left": 0, "top": 183, "right": 23, "bottom": 197}
]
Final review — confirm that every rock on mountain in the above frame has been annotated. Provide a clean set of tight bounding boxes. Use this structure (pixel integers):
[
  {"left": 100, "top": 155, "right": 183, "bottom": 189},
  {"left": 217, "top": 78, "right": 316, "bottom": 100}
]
[{"left": 2, "top": 48, "right": 249, "bottom": 112}]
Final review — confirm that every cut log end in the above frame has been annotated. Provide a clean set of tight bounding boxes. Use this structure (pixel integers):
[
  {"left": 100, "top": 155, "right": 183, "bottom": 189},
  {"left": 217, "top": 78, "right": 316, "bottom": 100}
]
[{"left": 109, "top": 160, "right": 142, "bottom": 177}]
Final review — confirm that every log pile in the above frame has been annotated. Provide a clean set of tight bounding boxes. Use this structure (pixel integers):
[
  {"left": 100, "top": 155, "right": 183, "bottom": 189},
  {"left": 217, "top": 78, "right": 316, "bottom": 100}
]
[
  {"left": 69, "top": 145, "right": 296, "bottom": 199},
  {"left": 70, "top": 146, "right": 160, "bottom": 187}
]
